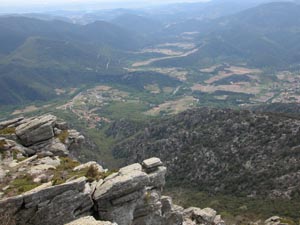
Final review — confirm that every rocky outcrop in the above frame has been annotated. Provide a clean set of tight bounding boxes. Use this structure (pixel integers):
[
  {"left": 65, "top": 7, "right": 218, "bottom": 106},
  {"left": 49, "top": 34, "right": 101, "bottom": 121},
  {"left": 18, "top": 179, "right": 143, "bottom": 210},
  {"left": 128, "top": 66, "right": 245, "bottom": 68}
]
[
  {"left": 16, "top": 115, "right": 57, "bottom": 146},
  {"left": 0, "top": 155, "right": 224, "bottom": 225},
  {"left": 91, "top": 157, "right": 223, "bottom": 225},
  {"left": 263, "top": 216, "right": 293, "bottom": 225},
  {"left": 0, "top": 177, "right": 93, "bottom": 225},
  {"left": 0, "top": 115, "right": 224, "bottom": 225},
  {"left": 0, "top": 114, "right": 84, "bottom": 157}
]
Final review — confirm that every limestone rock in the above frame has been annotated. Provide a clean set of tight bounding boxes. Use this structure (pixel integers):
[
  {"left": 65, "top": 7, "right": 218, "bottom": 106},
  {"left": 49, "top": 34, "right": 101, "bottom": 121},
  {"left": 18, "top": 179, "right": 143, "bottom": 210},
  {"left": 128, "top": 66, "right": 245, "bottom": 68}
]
[
  {"left": 48, "top": 139, "right": 69, "bottom": 156},
  {"left": 0, "top": 167, "right": 6, "bottom": 181},
  {"left": 0, "top": 177, "right": 93, "bottom": 225},
  {"left": 164, "top": 204, "right": 184, "bottom": 225},
  {"left": 65, "top": 216, "right": 117, "bottom": 225},
  {"left": 214, "top": 215, "right": 225, "bottom": 225},
  {"left": 56, "top": 122, "right": 68, "bottom": 130},
  {"left": 93, "top": 170, "right": 149, "bottom": 201},
  {"left": 29, "top": 164, "right": 56, "bottom": 175},
  {"left": 147, "top": 166, "right": 167, "bottom": 188},
  {"left": 161, "top": 196, "right": 173, "bottom": 215},
  {"left": 74, "top": 161, "right": 104, "bottom": 173},
  {"left": 0, "top": 150, "right": 224, "bottom": 225},
  {"left": 0, "top": 117, "right": 24, "bottom": 129},
  {"left": 184, "top": 207, "right": 217, "bottom": 225},
  {"left": 133, "top": 189, "right": 163, "bottom": 225},
  {"left": 37, "top": 156, "right": 60, "bottom": 167},
  {"left": 119, "top": 163, "right": 142, "bottom": 174},
  {"left": 265, "top": 216, "right": 281, "bottom": 225},
  {"left": 142, "top": 157, "right": 163, "bottom": 170},
  {"left": 16, "top": 115, "right": 57, "bottom": 146}
]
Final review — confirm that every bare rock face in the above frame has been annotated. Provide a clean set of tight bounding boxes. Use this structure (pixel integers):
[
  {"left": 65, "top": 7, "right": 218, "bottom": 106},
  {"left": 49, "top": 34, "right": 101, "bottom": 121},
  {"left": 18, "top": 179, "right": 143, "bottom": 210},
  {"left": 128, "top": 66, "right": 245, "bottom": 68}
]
[
  {"left": 0, "top": 117, "right": 24, "bottom": 130},
  {"left": 183, "top": 207, "right": 225, "bottom": 225},
  {"left": 264, "top": 216, "right": 284, "bottom": 225},
  {"left": 16, "top": 115, "right": 57, "bottom": 146},
  {"left": 0, "top": 114, "right": 85, "bottom": 157},
  {"left": 92, "top": 158, "right": 182, "bottom": 225},
  {"left": 0, "top": 114, "right": 225, "bottom": 225},
  {"left": 0, "top": 155, "right": 224, "bottom": 225},
  {"left": 0, "top": 177, "right": 93, "bottom": 225}
]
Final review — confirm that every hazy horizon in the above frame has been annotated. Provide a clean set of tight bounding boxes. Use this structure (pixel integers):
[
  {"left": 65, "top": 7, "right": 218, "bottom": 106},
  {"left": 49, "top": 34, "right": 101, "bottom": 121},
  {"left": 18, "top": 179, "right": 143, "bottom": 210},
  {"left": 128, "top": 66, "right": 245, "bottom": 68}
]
[{"left": 0, "top": 0, "right": 210, "bottom": 13}]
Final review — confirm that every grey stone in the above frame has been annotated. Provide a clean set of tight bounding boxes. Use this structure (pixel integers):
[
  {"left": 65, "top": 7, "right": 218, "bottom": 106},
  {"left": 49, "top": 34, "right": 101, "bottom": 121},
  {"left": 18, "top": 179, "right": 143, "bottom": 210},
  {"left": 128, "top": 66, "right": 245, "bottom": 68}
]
[
  {"left": 93, "top": 170, "right": 149, "bottom": 201},
  {"left": 74, "top": 161, "right": 104, "bottom": 173},
  {"left": 24, "top": 189, "right": 93, "bottom": 225},
  {"left": 54, "top": 127, "right": 62, "bottom": 136},
  {"left": 65, "top": 216, "right": 117, "bottom": 225},
  {"left": 214, "top": 215, "right": 225, "bottom": 225},
  {"left": 147, "top": 166, "right": 167, "bottom": 188},
  {"left": 29, "top": 164, "right": 56, "bottom": 175},
  {"left": 0, "top": 117, "right": 24, "bottom": 129},
  {"left": 16, "top": 115, "right": 57, "bottom": 146},
  {"left": 142, "top": 158, "right": 163, "bottom": 170},
  {"left": 24, "top": 177, "right": 86, "bottom": 207},
  {"left": 48, "top": 139, "right": 69, "bottom": 156},
  {"left": 133, "top": 189, "right": 162, "bottom": 219},
  {"left": 0, "top": 177, "right": 92, "bottom": 225},
  {"left": 119, "top": 163, "right": 142, "bottom": 175},
  {"left": 0, "top": 195, "right": 24, "bottom": 215},
  {"left": 111, "top": 189, "right": 144, "bottom": 206},
  {"left": 265, "top": 216, "right": 281, "bottom": 225},
  {"left": 56, "top": 122, "right": 68, "bottom": 130},
  {"left": 161, "top": 196, "right": 173, "bottom": 215},
  {"left": 99, "top": 201, "right": 137, "bottom": 225},
  {"left": 0, "top": 167, "right": 6, "bottom": 181},
  {"left": 184, "top": 207, "right": 217, "bottom": 224},
  {"left": 37, "top": 156, "right": 60, "bottom": 167}
]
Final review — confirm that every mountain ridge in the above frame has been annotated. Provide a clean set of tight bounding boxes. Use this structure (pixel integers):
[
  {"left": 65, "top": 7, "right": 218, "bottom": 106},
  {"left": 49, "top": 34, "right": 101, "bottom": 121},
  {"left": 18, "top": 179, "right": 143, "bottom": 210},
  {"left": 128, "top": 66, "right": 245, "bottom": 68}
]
[{"left": 112, "top": 107, "right": 300, "bottom": 199}]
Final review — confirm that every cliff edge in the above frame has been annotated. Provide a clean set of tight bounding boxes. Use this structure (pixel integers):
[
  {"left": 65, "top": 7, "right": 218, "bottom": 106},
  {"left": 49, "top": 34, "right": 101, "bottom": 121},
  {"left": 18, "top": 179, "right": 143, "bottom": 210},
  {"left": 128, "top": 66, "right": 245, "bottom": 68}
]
[{"left": 0, "top": 114, "right": 224, "bottom": 225}]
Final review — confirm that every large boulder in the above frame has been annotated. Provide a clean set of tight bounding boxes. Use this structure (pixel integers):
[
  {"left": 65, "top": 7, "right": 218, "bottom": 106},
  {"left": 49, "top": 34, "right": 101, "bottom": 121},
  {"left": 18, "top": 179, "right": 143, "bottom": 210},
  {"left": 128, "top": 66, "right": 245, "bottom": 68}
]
[
  {"left": 0, "top": 177, "right": 93, "bottom": 225},
  {"left": 93, "top": 168, "right": 150, "bottom": 225},
  {"left": 16, "top": 115, "right": 57, "bottom": 146},
  {"left": 264, "top": 216, "right": 282, "bottom": 225},
  {"left": 74, "top": 161, "right": 104, "bottom": 173},
  {"left": 184, "top": 207, "right": 220, "bottom": 225},
  {"left": 93, "top": 168, "right": 149, "bottom": 202}
]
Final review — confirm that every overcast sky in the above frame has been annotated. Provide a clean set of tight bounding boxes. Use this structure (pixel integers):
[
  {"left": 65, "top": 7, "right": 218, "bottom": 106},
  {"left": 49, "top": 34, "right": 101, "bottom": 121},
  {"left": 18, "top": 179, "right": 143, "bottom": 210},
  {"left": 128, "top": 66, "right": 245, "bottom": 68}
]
[{"left": 0, "top": 0, "right": 208, "bottom": 7}]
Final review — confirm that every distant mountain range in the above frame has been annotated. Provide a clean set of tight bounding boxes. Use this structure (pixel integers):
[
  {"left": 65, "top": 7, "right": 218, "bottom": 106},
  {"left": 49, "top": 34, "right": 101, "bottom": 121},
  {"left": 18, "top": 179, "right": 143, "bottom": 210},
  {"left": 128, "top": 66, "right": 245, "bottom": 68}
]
[
  {"left": 2, "top": 1, "right": 300, "bottom": 105},
  {"left": 0, "top": 16, "right": 143, "bottom": 105},
  {"left": 154, "top": 2, "right": 300, "bottom": 68}
]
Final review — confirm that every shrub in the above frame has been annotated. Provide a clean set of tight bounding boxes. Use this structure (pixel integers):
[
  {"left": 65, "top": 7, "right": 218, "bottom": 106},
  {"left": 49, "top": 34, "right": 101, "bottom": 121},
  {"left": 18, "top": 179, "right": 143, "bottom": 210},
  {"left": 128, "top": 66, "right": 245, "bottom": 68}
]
[
  {"left": 85, "top": 165, "right": 118, "bottom": 182},
  {"left": 59, "top": 157, "right": 80, "bottom": 170},
  {"left": 0, "top": 139, "right": 7, "bottom": 149},
  {"left": 0, "top": 127, "right": 16, "bottom": 135},
  {"left": 280, "top": 218, "right": 296, "bottom": 225},
  {"left": 56, "top": 130, "right": 69, "bottom": 144}
]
